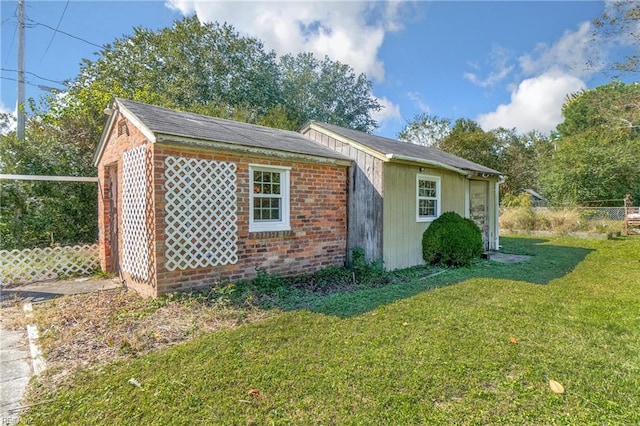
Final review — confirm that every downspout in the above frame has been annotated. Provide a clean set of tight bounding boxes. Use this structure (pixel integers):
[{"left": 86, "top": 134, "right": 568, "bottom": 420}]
[{"left": 494, "top": 175, "right": 505, "bottom": 250}]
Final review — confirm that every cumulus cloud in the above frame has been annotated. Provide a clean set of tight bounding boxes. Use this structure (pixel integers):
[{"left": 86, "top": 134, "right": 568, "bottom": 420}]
[
  {"left": 519, "top": 21, "right": 601, "bottom": 79},
  {"left": 476, "top": 71, "right": 585, "bottom": 133},
  {"left": 475, "top": 21, "right": 603, "bottom": 133},
  {"left": 166, "top": 0, "right": 410, "bottom": 83},
  {"left": 371, "top": 96, "right": 402, "bottom": 124}
]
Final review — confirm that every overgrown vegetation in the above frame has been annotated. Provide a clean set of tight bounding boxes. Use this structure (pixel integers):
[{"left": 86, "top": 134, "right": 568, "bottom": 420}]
[
  {"left": 500, "top": 194, "right": 624, "bottom": 235},
  {"left": 20, "top": 236, "right": 640, "bottom": 424},
  {"left": 422, "top": 211, "right": 483, "bottom": 267}
]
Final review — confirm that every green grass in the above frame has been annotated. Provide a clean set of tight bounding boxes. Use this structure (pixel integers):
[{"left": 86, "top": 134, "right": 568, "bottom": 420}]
[{"left": 23, "top": 236, "right": 640, "bottom": 424}]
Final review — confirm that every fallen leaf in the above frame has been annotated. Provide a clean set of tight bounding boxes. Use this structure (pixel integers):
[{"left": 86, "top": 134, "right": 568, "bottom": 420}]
[
  {"left": 128, "top": 378, "right": 142, "bottom": 388},
  {"left": 248, "top": 388, "right": 260, "bottom": 397},
  {"left": 549, "top": 379, "right": 565, "bottom": 394},
  {"left": 402, "top": 322, "right": 408, "bottom": 326},
  {"left": 509, "top": 336, "right": 518, "bottom": 344}
]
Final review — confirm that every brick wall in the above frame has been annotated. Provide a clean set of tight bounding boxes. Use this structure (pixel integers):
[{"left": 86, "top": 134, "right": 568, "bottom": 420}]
[
  {"left": 97, "top": 114, "right": 157, "bottom": 297},
  {"left": 97, "top": 114, "right": 349, "bottom": 297},
  {"left": 153, "top": 144, "right": 348, "bottom": 295}
]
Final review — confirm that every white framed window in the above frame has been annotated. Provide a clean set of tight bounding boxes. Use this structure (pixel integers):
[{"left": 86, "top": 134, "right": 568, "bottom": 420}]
[
  {"left": 249, "top": 164, "right": 291, "bottom": 232},
  {"left": 416, "top": 174, "right": 441, "bottom": 222}
]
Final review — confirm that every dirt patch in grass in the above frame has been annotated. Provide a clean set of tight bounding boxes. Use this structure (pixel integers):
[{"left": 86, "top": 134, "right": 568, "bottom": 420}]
[{"left": 29, "top": 287, "right": 277, "bottom": 398}]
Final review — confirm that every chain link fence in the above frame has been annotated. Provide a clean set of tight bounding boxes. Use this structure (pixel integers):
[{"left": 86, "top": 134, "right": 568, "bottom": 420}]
[{"left": 534, "top": 207, "right": 627, "bottom": 220}]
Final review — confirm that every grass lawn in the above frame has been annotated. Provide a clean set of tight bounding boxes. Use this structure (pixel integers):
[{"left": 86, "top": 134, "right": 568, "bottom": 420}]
[{"left": 23, "top": 236, "right": 640, "bottom": 424}]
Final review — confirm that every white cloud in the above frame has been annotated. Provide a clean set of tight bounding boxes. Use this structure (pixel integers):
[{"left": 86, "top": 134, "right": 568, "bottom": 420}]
[
  {"left": 518, "top": 21, "right": 601, "bottom": 78},
  {"left": 476, "top": 71, "right": 586, "bottom": 133},
  {"left": 166, "top": 0, "right": 410, "bottom": 82},
  {"left": 407, "top": 91, "right": 430, "bottom": 113},
  {"left": 0, "top": 101, "right": 17, "bottom": 134},
  {"left": 464, "top": 45, "right": 514, "bottom": 88},
  {"left": 372, "top": 96, "right": 402, "bottom": 124}
]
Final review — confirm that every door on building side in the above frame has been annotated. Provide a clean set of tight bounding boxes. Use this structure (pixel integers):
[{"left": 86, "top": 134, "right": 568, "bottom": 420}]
[
  {"left": 469, "top": 180, "right": 489, "bottom": 250},
  {"left": 107, "top": 166, "right": 119, "bottom": 273}
]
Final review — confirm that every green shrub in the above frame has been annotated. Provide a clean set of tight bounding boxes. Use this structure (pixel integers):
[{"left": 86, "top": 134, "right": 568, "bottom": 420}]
[{"left": 422, "top": 212, "right": 483, "bottom": 267}]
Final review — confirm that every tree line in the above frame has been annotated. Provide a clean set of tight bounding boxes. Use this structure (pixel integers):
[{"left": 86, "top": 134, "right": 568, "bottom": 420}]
[
  {"left": 398, "top": 81, "right": 640, "bottom": 206},
  {"left": 1, "top": 3, "right": 638, "bottom": 249}
]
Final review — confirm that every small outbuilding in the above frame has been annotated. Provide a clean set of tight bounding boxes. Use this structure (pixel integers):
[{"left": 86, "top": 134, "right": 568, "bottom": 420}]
[
  {"left": 95, "top": 99, "right": 351, "bottom": 297},
  {"left": 300, "top": 122, "right": 503, "bottom": 270}
]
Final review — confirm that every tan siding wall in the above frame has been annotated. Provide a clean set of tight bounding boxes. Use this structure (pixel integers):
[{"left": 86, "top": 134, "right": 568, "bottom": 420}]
[{"left": 382, "top": 163, "right": 468, "bottom": 270}]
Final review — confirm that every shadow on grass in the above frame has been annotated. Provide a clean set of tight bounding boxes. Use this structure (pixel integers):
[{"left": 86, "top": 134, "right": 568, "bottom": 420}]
[{"left": 305, "top": 237, "right": 594, "bottom": 318}]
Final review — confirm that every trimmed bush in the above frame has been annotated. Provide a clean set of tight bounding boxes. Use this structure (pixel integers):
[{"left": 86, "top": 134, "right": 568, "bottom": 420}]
[{"left": 422, "top": 212, "right": 483, "bottom": 267}]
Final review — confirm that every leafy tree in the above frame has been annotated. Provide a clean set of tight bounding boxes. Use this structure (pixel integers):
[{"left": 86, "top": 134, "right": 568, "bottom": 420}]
[
  {"left": 0, "top": 121, "right": 97, "bottom": 249},
  {"left": 438, "top": 118, "right": 504, "bottom": 173},
  {"left": 397, "top": 113, "right": 451, "bottom": 146},
  {"left": 540, "top": 129, "right": 640, "bottom": 205},
  {"left": 278, "top": 53, "right": 380, "bottom": 132},
  {"left": 558, "top": 81, "right": 640, "bottom": 136},
  {"left": 592, "top": 0, "right": 639, "bottom": 76},
  {"left": 542, "top": 81, "right": 640, "bottom": 205},
  {"left": 398, "top": 115, "right": 552, "bottom": 199},
  {"left": 3, "top": 16, "right": 382, "bottom": 249}
]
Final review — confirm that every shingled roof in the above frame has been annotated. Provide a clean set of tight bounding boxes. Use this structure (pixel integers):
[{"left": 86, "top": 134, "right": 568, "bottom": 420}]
[
  {"left": 95, "top": 99, "right": 351, "bottom": 165},
  {"left": 303, "top": 121, "right": 501, "bottom": 176}
]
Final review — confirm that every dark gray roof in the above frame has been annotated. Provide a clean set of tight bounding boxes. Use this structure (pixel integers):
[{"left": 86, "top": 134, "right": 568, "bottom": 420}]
[
  {"left": 116, "top": 99, "right": 350, "bottom": 161},
  {"left": 309, "top": 121, "right": 501, "bottom": 175}
]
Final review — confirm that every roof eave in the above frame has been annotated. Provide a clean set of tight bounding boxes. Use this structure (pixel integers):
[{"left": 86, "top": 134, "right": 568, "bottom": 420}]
[
  {"left": 93, "top": 98, "right": 157, "bottom": 167},
  {"left": 93, "top": 101, "right": 118, "bottom": 166},
  {"left": 385, "top": 153, "right": 475, "bottom": 176},
  {"left": 155, "top": 133, "right": 352, "bottom": 167},
  {"left": 303, "top": 122, "right": 389, "bottom": 162}
]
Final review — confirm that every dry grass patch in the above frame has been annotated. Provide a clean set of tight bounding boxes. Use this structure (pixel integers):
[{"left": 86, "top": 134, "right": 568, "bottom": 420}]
[{"left": 29, "top": 287, "right": 276, "bottom": 398}]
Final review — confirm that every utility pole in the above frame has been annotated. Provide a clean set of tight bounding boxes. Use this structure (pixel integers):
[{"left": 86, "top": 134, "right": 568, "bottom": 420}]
[{"left": 17, "top": 0, "right": 26, "bottom": 140}]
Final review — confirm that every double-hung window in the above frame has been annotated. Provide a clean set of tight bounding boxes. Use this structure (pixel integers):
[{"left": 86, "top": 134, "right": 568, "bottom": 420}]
[
  {"left": 249, "top": 165, "right": 290, "bottom": 232},
  {"left": 416, "top": 174, "right": 441, "bottom": 222}
]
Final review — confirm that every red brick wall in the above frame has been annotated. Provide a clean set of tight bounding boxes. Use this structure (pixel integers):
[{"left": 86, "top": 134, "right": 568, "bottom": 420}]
[
  {"left": 153, "top": 144, "right": 348, "bottom": 295},
  {"left": 97, "top": 114, "right": 157, "bottom": 297},
  {"left": 97, "top": 114, "right": 348, "bottom": 297}
]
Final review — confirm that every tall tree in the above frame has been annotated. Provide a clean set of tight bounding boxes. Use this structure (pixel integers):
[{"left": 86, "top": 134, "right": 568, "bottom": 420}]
[
  {"left": 397, "top": 113, "right": 451, "bottom": 147},
  {"left": 541, "top": 81, "right": 640, "bottom": 205},
  {"left": 3, "top": 16, "right": 383, "bottom": 248},
  {"left": 398, "top": 115, "right": 551, "bottom": 198},
  {"left": 592, "top": 0, "right": 639, "bottom": 76},
  {"left": 438, "top": 118, "right": 504, "bottom": 173},
  {"left": 278, "top": 53, "right": 380, "bottom": 132}
]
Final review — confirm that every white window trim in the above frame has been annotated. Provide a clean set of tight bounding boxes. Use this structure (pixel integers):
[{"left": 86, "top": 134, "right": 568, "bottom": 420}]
[
  {"left": 249, "top": 164, "right": 291, "bottom": 232},
  {"left": 416, "top": 174, "right": 441, "bottom": 222}
]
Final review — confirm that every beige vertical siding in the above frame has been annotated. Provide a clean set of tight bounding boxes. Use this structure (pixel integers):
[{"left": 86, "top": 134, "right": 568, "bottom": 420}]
[{"left": 382, "top": 163, "right": 468, "bottom": 270}]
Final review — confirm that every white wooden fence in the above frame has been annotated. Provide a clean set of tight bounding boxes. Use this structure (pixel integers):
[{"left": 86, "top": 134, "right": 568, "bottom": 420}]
[{"left": 0, "top": 244, "right": 99, "bottom": 286}]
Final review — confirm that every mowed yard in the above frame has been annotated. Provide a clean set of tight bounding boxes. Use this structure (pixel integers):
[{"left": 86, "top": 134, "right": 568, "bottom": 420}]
[{"left": 22, "top": 236, "right": 640, "bottom": 424}]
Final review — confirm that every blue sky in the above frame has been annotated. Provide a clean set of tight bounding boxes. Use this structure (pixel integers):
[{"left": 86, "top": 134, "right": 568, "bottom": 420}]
[{"left": 0, "top": 1, "right": 633, "bottom": 139}]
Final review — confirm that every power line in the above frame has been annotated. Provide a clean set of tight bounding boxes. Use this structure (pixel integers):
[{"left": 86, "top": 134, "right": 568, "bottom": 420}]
[
  {"left": 1, "top": 68, "right": 66, "bottom": 85},
  {"left": 0, "top": 75, "right": 62, "bottom": 91},
  {"left": 3, "top": 17, "right": 18, "bottom": 65},
  {"left": 25, "top": 19, "right": 104, "bottom": 49},
  {"left": 40, "top": 0, "right": 70, "bottom": 62}
]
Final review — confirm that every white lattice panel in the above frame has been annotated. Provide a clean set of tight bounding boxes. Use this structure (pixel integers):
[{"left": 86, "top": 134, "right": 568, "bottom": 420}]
[
  {"left": 164, "top": 156, "right": 238, "bottom": 271},
  {"left": 122, "top": 146, "right": 149, "bottom": 280},
  {"left": 0, "top": 244, "right": 99, "bottom": 285}
]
